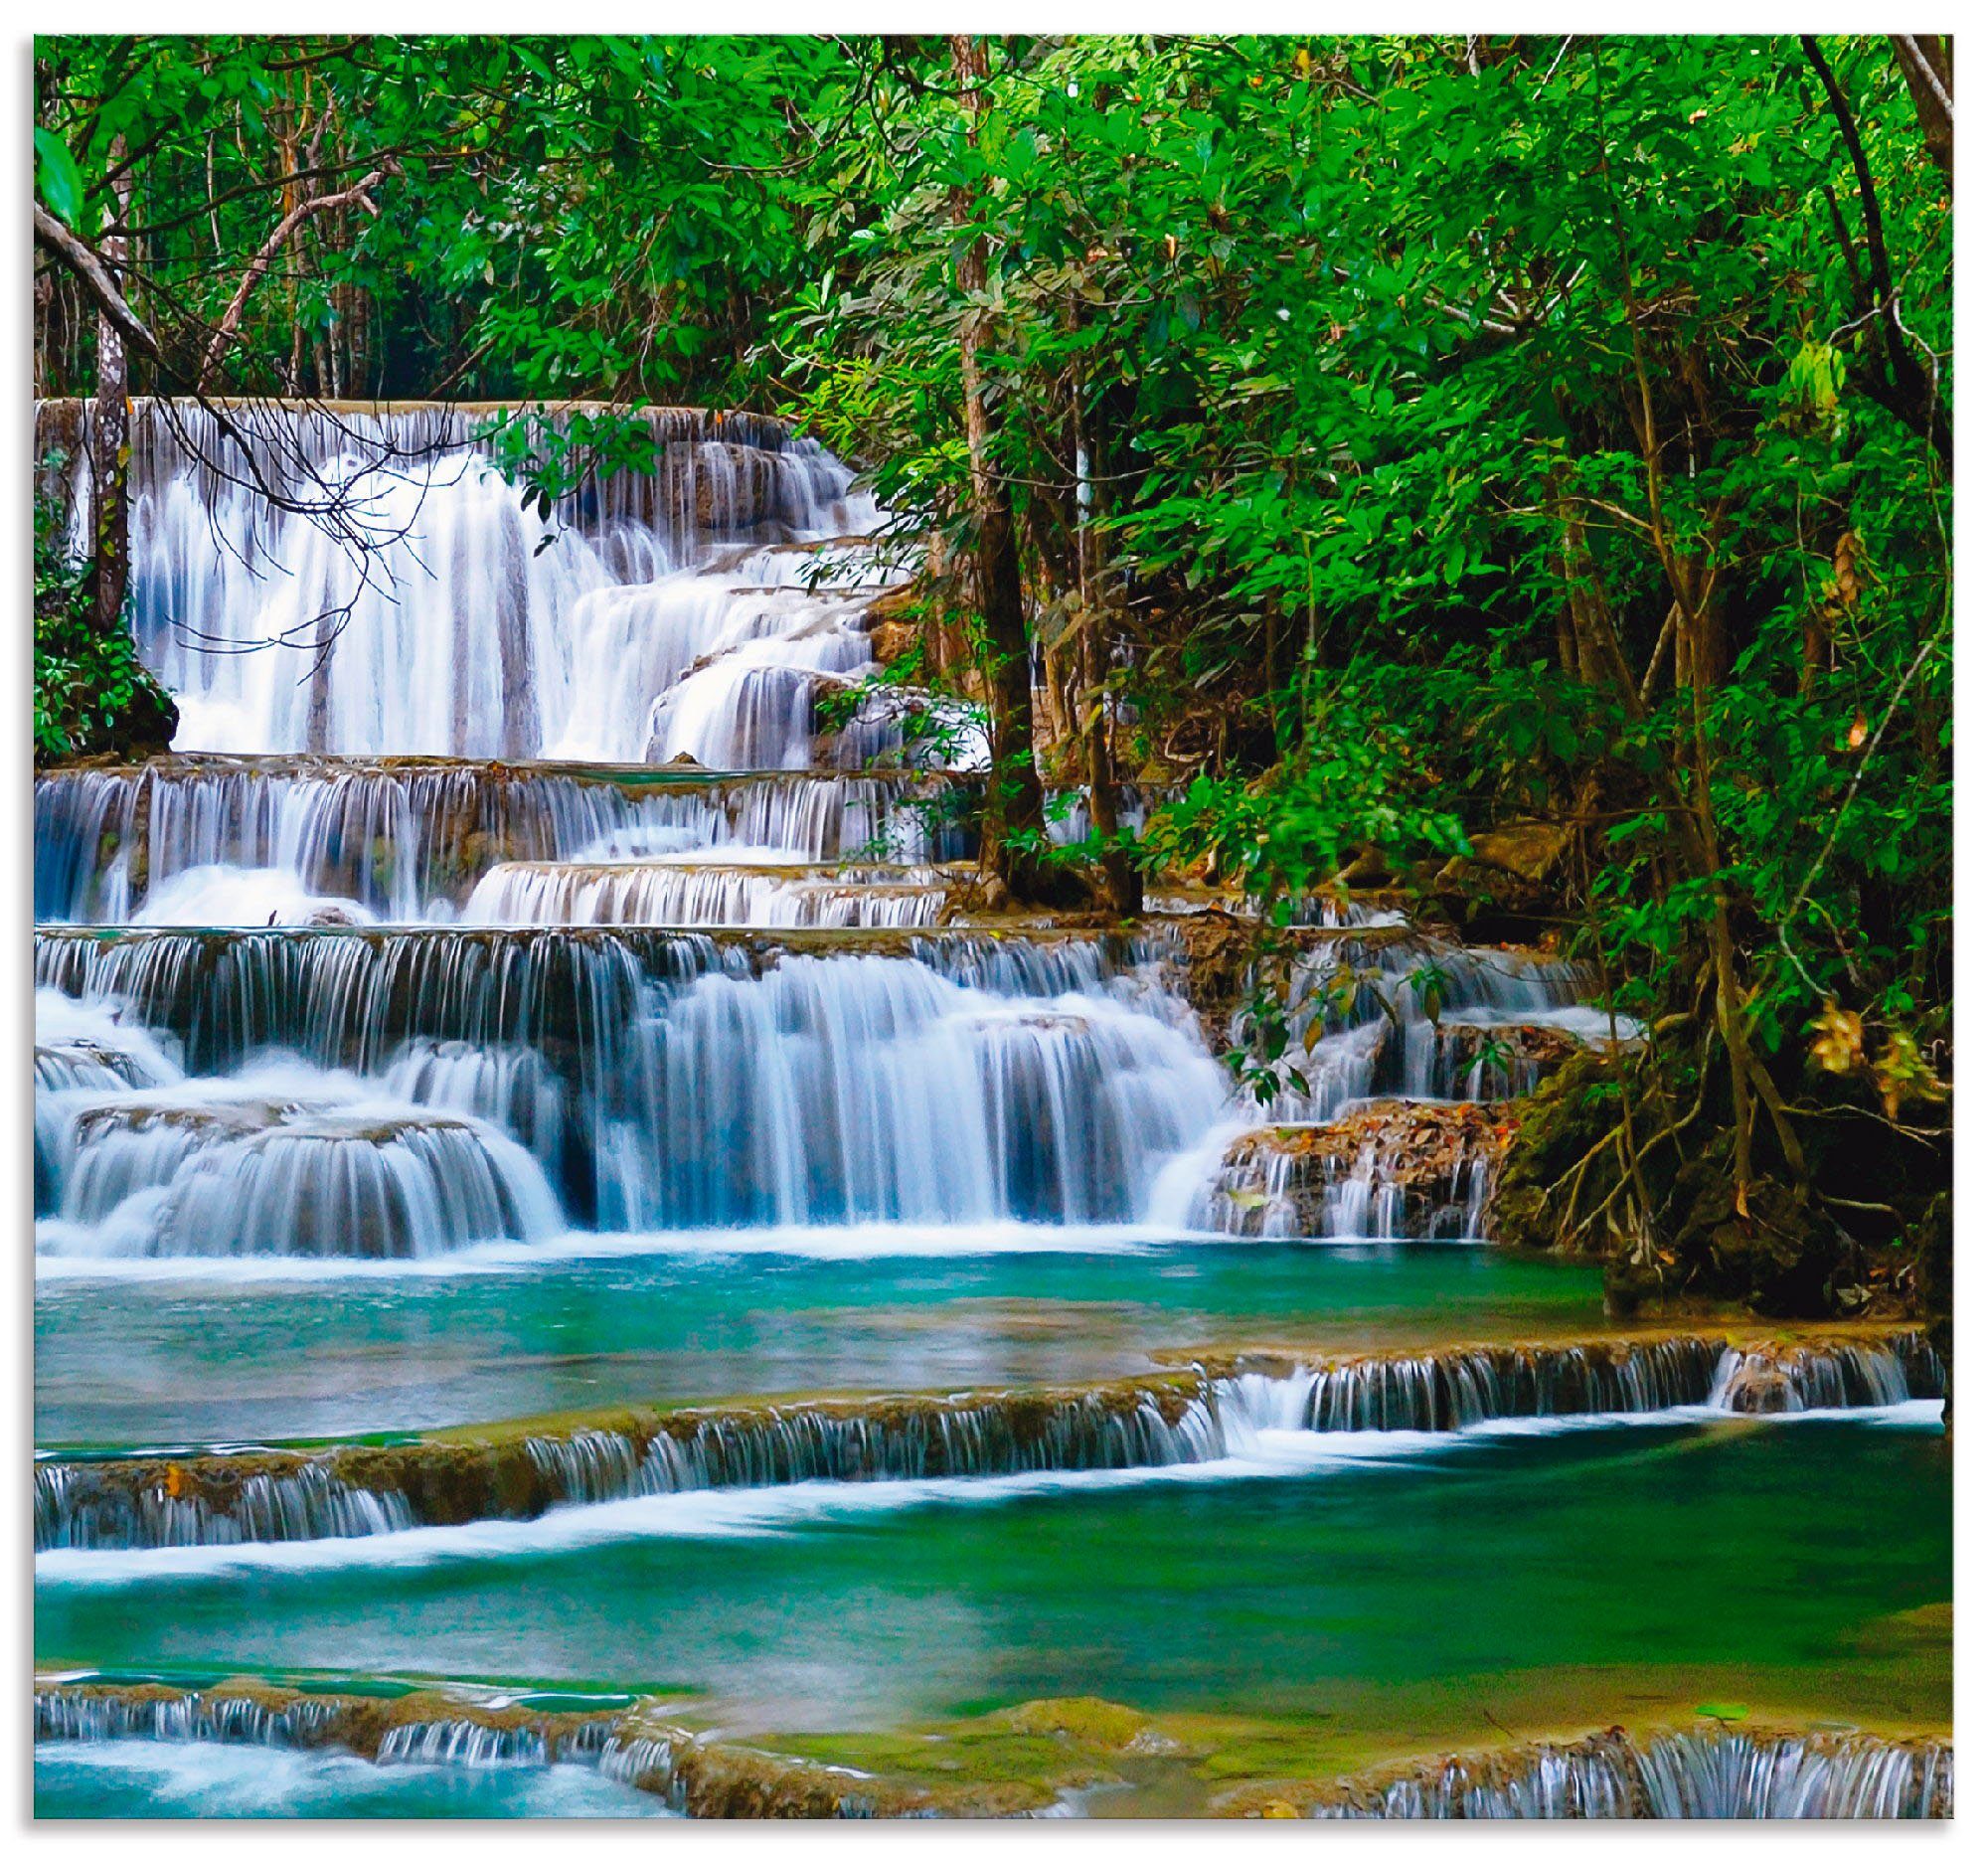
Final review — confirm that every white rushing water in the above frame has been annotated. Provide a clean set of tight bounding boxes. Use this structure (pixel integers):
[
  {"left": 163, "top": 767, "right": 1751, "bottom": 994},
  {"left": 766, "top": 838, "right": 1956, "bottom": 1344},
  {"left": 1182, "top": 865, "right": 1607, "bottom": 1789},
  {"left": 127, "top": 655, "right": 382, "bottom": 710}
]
[{"left": 45, "top": 401, "right": 965, "bottom": 765}]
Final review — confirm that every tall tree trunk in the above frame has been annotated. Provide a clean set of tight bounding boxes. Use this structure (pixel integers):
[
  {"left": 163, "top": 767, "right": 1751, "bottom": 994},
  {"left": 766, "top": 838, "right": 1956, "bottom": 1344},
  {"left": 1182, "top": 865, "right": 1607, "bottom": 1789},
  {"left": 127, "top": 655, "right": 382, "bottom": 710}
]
[
  {"left": 1073, "top": 372, "right": 1140, "bottom": 917},
  {"left": 948, "top": 33, "right": 1058, "bottom": 905},
  {"left": 1888, "top": 35, "right": 1952, "bottom": 180},
  {"left": 90, "top": 137, "right": 132, "bottom": 640}
]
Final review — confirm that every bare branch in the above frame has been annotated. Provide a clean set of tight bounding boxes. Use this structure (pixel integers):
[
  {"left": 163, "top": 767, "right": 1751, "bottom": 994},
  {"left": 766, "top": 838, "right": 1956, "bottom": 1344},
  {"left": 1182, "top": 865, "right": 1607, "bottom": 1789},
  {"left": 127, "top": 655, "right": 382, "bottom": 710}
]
[{"left": 197, "top": 164, "right": 393, "bottom": 391}]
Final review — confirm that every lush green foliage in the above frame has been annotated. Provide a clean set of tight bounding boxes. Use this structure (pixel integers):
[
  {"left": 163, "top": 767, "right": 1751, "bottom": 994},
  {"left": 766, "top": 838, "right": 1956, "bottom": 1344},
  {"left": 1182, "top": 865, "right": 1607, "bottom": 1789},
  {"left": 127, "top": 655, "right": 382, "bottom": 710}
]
[{"left": 33, "top": 462, "right": 173, "bottom": 762}]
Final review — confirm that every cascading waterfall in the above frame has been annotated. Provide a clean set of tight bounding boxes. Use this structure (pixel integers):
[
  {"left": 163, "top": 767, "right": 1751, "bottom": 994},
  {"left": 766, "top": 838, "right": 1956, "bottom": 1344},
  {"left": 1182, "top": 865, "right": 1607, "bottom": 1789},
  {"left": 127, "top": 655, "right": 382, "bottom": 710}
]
[
  {"left": 35, "top": 1686, "right": 617, "bottom": 1770},
  {"left": 37, "top": 1457, "right": 414, "bottom": 1550},
  {"left": 38, "top": 1058, "right": 565, "bottom": 1260},
  {"left": 38, "top": 399, "right": 903, "bottom": 762},
  {"left": 34, "top": 991, "right": 186, "bottom": 1216},
  {"left": 34, "top": 759, "right": 979, "bottom": 925},
  {"left": 34, "top": 1333, "right": 1940, "bottom": 1550},
  {"left": 35, "top": 1691, "right": 352, "bottom": 1752},
  {"left": 460, "top": 860, "right": 958, "bottom": 928},
  {"left": 1191, "top": 1128, "right": 1495, "bottom": 1242},
  {"left": 1260, "top": 934, "right": 1629, "bottom": 1120},
  {"left": 34, "top": 927, "right": 1219, "bottom": 1235},
  {"left": 1307, "top": 1728, "right": 1953, "bottom": 1820},
  {"left": 34, "top": 397, "right": 1939, "bottom": 1820}
]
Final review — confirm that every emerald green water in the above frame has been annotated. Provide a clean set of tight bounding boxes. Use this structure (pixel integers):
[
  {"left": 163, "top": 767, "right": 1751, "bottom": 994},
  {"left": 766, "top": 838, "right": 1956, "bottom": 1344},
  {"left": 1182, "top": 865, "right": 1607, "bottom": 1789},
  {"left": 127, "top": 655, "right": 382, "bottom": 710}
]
[
  {"left": 38, "top": 1418, "right": 1949, "bottom": 1744},
  {"left": 35, "top": 1240, "right": 1601, "bottom": 1445}
]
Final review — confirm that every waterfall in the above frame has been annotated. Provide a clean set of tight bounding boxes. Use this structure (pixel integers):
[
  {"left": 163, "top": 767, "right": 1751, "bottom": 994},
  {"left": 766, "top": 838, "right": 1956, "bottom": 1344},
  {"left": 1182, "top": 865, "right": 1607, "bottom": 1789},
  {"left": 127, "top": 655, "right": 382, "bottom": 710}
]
[
  {"left": 459, "top": 860, "right": 957, "bottom": 928},
  {"left": 34, "top": 1333, "right": 1938, "bottom": 1550},
  {"left": 1307, "top": 1727, "right": 1953, "bottom": 1819},
  {"left": 36, "top": 1457, "right": 414, "bottom": 1550},
  {"left": 37, "top": 1057, "right": 565, "bottom": 1260},
  {"left": 35, "top": 760, "right": 979, "bottom": 924},
  {"left": 35, "top": 1691, "right": 351, "bottom": 1752},
  {"left": 35, "top": 1684, "right": 616, "bottom": 1770},
  {"left": 35, "top": 927, "right": 1217, "bottom": 1233},
  {"left": 38, "top": 399, "right": 899, "bottom": 762},
  {"left": 1260, "top": 936, "right": 1628, "bottom": 1119}
]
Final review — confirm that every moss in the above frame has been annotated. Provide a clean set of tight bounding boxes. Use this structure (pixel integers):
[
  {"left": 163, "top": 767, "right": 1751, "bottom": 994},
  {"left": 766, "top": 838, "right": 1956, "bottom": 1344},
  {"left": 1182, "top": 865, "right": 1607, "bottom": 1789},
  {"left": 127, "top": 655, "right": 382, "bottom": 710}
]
[{"left": 1488, "top": 1049, "right": 1624, "bottom": 1252}]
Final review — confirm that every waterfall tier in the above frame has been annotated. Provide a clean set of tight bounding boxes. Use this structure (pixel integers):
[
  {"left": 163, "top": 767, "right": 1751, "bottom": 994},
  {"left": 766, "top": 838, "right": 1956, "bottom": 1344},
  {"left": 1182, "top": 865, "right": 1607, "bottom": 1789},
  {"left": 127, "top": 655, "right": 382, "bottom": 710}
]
[
  {"left": 37, "top": 399, "right": 935, "bottom": 762},
  {"left": 1294, "top": 1726, "right": 1952, "bottom": 1820},
  {"left": 35, "top": 927, "right": 1220, "bottom": 1235},
  {"left": 1191, "top": 1102, "right": 1513, "bottom": 1241},
  {"left": 34, "top": 1330, "right": 1939, "bottom": 1549},
  {"left": 43, "top": 1071, "right": 562, "bottom": 1260},
  {"left": 35, "top": 758, "right": 981, "bottom": 923}
]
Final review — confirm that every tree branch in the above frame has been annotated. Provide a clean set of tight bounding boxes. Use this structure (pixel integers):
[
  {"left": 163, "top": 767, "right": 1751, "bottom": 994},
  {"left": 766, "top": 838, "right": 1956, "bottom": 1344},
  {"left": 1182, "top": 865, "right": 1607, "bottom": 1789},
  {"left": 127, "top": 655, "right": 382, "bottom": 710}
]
[
  {"left": 197, "top": 164, "right": 392, "bottom": 391},
  {"left": 33, "top": 200, "right": 160, "bottom": 363}
]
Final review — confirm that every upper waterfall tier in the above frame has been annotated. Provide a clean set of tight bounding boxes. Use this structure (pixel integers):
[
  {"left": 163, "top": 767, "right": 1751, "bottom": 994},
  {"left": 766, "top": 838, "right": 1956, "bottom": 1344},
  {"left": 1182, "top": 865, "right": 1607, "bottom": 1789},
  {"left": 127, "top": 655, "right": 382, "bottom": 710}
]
[{"left": 35, "top": 399, "right": 973, "bottom": 765}]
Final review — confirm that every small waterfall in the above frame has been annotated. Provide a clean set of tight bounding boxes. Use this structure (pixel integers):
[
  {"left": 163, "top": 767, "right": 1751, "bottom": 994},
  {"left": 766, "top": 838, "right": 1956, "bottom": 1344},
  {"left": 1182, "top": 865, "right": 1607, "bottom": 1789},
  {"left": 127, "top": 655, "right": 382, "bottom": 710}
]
[
  {"left": 1307, "top": 1727, "right": 1953, "bottom": 1819},
  {"left": 35, "top": 760, "right": 978, "bottom": 924},
  {"left": 637, "top": 1392, "right": 1227, "bottom": 1490},
  {"left": 34, "top": 1683, "right": 618, "bottom": 1770},
  {"left": 1708, "top": 1332, "right": 1945, "bottom": 1412},
  {"left": 376, "top": 1722, "right": 560, "bottom": 1767},
  {"left": 35, "top": 1690, "right": 349, "bottom": 1751},
  {"left": 1289, "top": 1337, "right": 1728, "bottom": 1432},
  {"left": 34, "top": 991, "right": 187, "bottom": 1215},
  {"left": 36, "top": 1457, "right": 414, "bottom": 1550},
  {"left": 1192, "top": 1105, "right": 1505, "bottom": 1242},
  {"left": 461, "top": 860, "right": 956, "bottom": 928},
  {"left": 380, "top": 1040, "right": 572, "bottom": 1180},
  {"left": 597, "top": 1734, "right": 687, "bottom": 1804},
  {"left": 40, "top": 1068, "right": 564, "bottom": 1260},
  {"left": 1260, "top": 936, "right": 1622, "bottom": 1119},
  {"left": 526, "top": 1390, "right": 1229, "bottom": 1504},
  {"left": 34, "top": 1332, "right": 1936, "bottom": 1549}
]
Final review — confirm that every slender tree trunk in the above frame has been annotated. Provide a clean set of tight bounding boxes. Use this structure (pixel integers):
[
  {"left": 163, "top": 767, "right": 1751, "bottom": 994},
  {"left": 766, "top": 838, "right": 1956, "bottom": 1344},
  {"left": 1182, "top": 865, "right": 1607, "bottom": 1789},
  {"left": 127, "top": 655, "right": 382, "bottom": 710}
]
[
  {"left": 948, "top": 33, "right": 1057, "bottom": 904},
  {"left": 1888, "top": 35, "right": 1952, "bottom": 180},
  {"left": 90, "top": 138, "right": 132, "bottom": 640},
  {"left": 1073, "top": 373, "right": 1140, "bottom": 916}
]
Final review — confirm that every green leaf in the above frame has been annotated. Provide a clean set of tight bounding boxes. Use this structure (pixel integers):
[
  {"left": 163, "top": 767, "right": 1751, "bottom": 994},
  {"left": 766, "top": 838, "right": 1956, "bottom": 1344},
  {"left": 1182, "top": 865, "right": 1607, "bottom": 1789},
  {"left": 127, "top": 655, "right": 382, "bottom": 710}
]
[{"left": 35, "top": 128, "right": 85, "bottom": 228}]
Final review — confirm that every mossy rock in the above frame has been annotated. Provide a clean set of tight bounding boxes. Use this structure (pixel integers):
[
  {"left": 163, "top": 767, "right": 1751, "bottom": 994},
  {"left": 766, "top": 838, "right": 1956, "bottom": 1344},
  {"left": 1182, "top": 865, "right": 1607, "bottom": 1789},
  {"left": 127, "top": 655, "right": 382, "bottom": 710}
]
[{"left": 1486, "top": 1050, "right": 1622, "bottom": 1251}]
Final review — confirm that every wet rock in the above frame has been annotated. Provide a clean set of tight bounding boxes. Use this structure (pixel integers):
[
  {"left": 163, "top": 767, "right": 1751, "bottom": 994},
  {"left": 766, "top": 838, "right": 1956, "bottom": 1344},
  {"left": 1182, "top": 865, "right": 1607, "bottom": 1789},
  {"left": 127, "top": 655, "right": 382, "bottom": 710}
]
[
  {"left": 859, "top": 583, "right": 928, "bottom": 671},
  {"left": 691, "top": 442, "right": 782, "bottom": 528},
  {"left": 1715, "top": 1356, "right": 1798, "bottom": 1414},
  {"left": 1680, "top": 1174, "right": 1855, "bottom": 1318},
  {"left": 1203, "top": 1102, "right": 1512, "bottom": 1241}
]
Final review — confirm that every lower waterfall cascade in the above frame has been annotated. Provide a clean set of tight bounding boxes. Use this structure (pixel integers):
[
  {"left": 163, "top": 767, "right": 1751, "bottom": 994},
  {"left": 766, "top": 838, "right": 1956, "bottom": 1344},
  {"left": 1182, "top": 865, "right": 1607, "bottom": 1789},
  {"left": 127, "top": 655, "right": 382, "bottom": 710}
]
[{"left": 32, "top": 400, "right": 1949, "bottom": 1819}]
